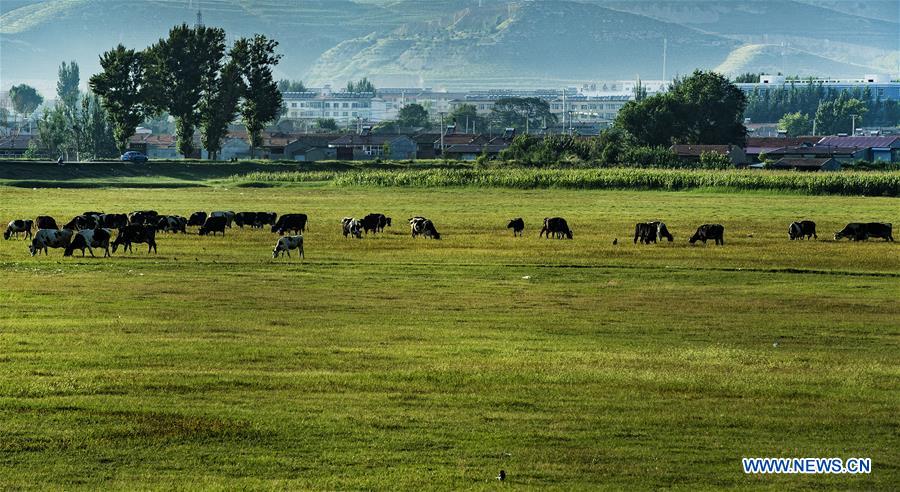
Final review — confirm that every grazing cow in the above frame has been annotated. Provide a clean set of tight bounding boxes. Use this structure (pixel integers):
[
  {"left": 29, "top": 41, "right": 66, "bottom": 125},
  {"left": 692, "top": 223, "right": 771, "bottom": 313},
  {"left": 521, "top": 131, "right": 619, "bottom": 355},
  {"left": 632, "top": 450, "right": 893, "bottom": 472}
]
[
  {"left": 156, "top": 215, "right": 187, "bottom": 233},
  {"left": 342, "top": 217, "right": 363, "bottom": 238},
  {"left": 540, "top": 217, "right": 573, "bottom": 239},
  {"left": 255, "top": 212, "right": 277, "bottom": 229},
  {"left": 507, "top": 218, "right": 525, "bottom": 237},
  {"left": 834, "top": 222, "right": 893, "bottom": 241},
  {"left": 129, "top": 210, "right": 158, "bottom": 225},
  {"left": 187, "top": 211, "right": 208, "bottom": 227},
  {"left": 199, "top": 216, "right": 228, "bottom": 236},
  {"left": 788, "top": 220, "right": 817, "bottom": 240},
  {"left": 4, "top": 219, "right": 33, "bottom": 240},
  {"left": 271, "top": 213, "right": 308, "bottom": 235},
  {"left": 36, "top": 215, "right": 59, "bottom": 230},
  {"left": 689, "top": 224, "right": 725, "bottom": 245},
  {"left": 409, "top": 217, "right": 441, "bottom": 239},
  {"left": 99, "top": 213, "right": 128, "bottom": 229},
  {"left": 360, "top": 214, "right": 384, "bottom": 235},
  {"left": 64, "top": 228, "right": 112, "bottom": 257},
  {"left": 634, "top": 221, "right": 674, "bottom": 244},
  {"left": 210, "top": 211, "right": 235, "bottom": 228},
  {"left": 29, "top": 229, "right": 74, "bottom": 256},
  {"left": 273, "top": 235, "right": 304, "bottom": 258},
  {"left": 112, "top": 224, "right": 157, "bottom": 253},
  {"left": 234, "top": 212, "right": 258, "bottom": 229},
  {"left": 63, "top": 215, "right": 93, "bottom": 230}
]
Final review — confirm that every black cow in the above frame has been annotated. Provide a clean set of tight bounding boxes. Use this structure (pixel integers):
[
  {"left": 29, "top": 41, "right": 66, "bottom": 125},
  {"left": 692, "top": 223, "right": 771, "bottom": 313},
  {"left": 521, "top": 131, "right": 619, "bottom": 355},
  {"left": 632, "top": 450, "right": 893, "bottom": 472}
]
[
  {"left": 360, "top": 213, "right": 385, "bottom": 235},
  {"left": 507, "top": 218, "right": 525, "bottom": 237},
  {"left": 689, "top": 224, "right": 725, "bottom": 245},
  {"left": 789, "top": 220, "right": 817, "bottom": 240},
  {"left": 834, "top": 222, "right": 893, "bottom": 241},
  {"left": 634, "top": 221, "right": 673, "bottom": 244},
  {"left": 255, "top": 212, "right": 277, "bottom": 228},
  {"left": 540, "top": 217, "right": 572, "bottom": 239},
  {"left": 62, "top": 214, "right": 100, "bottom": 231},
  {"left": 272, "top": 213, "right": 308, "bottom": 235},
  {"left": 234, "top": 212, "right": 258, "bottom": 229},
  {"left": 199, "top": 216, "right": 228, "bottom": 236},
  {"left": 100, "top": 213, "right": 129, "bottom": 229},
  {"left": 156, "top": 215, "right": 187, "bottom": 233},
  {"left": 112, "top": 224, "right": 157, "bottom": 254},
  {"left": 36, "top": 215, "right": 59, "bottom": 230},
  {"left": 4, "top": 219, "right": 33, "bottom": 240},
  {"left": 129, "top": 210, "right": 158, "bottom": 225},
  {"left": 187, "top": 211, "right": 208, "bottom": 227},
  {"left": 378, "top": 215, "right": 391, "bottom": 232}
]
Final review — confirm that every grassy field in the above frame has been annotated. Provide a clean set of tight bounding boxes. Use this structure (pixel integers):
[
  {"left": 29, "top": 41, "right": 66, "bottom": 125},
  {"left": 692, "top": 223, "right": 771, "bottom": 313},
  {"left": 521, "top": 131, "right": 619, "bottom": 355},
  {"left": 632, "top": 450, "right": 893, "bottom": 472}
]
[{"left": 0, "top": 184, "right": 898, "bottom": 489}]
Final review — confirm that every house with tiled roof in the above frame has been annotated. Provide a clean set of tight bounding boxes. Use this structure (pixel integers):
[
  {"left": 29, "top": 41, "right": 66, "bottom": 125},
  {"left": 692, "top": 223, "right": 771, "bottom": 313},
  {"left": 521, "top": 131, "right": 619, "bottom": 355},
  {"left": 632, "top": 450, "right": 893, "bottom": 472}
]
[{"left": 817, "top": 136, "right": 900, "bottom": 162}]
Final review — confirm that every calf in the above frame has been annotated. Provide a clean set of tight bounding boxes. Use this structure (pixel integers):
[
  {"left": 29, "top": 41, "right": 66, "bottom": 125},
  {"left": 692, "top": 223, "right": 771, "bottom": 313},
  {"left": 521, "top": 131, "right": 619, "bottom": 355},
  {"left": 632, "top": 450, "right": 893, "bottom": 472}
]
[
  {"left": 199, "top": 216, "right": 228, "bottom": 236},
  {"left": 342, "top": 217, "right": 363, "bottom": 238},
  {"left": 272, "top": 213, "right": 308, "bottom": 235},
  {"left": 64, "top": 228, "right": 112, "bottom": 257},
  {"left": 234, "top": 212, "right": 257, "bottom": 229},
  {"left": 634, "top": 221, "right": 673, "bottom": 244},
  {"left": 112, "top": 225, "right": 157, "bottom": 254},
  {"left": 29, "top": 229, "right": 74, "bottom": 256},
  {"left": 689, "top": 224, "right": 725, "bottom": 245},
  {"left": 210, "top": 211, "right": 235, "bottom": 228},
  {"left": 4, "top": 219, "right": 33, "bottom": 240},
  {"left": 273, "top": 235, "right": 304, "bottom": 258},
  {"left": 834, "top": 222, "right": 893, "bottom": 241},
  {"left": 187, "top": 211, "right": 208, "bottom": 227},
  {"left": 36, "top": 215, "right": 59, "bottom": 230},
  {"left": 507, "top": 218, "right": 525, "bottom": 237},
  {"left": 788, "top": 220, "right": 817, "bottom": 240},
  {"left": 540, "top": 217, "right": 573, "bottom": 239}
]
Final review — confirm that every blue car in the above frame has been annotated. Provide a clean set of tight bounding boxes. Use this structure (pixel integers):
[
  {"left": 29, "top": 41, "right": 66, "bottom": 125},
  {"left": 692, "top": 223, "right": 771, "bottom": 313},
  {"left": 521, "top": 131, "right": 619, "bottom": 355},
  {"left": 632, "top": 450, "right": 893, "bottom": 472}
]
[{"left": 120, "top": 151, "right": 149, "bottom": 163}]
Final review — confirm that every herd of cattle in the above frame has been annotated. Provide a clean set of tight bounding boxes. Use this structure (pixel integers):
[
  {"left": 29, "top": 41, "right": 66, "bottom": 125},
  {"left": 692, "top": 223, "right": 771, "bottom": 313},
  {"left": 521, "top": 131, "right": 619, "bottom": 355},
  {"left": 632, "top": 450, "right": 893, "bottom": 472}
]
[{"left": 1, "top": 210, "right": 894, "bottom": 259}]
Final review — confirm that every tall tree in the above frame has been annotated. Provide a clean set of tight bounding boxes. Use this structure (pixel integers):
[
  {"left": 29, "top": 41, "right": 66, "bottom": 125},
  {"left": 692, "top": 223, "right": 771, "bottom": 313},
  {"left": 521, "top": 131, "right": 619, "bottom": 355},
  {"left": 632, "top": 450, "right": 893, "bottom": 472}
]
[
  {"left": 35, "top": 105, "right": 70, "bottom": 159},
  {"left": 8, "top": 84, "right": 44, "bottom": 128},
  {"left": 277, "top": 79, "right": 307, "bottom": 92},
  {"left": 346, "top": 77, "right": 375, "bottom": 94},
  {"left": 233, "top": 34, "right": 283, "bottom": 157},
  {"left": 200, "top": 56, "right": 245, "bottom": 160},
  {"left": 615, "top": 93, "right": 683, "bottom": 147},
  {"left": 778, "top": 112, "right": 812, "bottom": 137},
  {"left": 814, "top": 97, "right": 867, "bottom": 135},
  {"left": 144, "top": 24, "right": 226, "bottom": 157},
  {"left": 397, "top": 103, "right": 430, "bottom": 128},
  {"left": 74, "top": 93, "right": 118, "bottom": 160},
  {"left": 57, "top": 61, "right": 80, "bottom": 111},
  {"left": 89, "top": 44, "right": 147, "bottom": 152},
  {"left": 490, "top": 97, "right": 556, "bottom": 132}
]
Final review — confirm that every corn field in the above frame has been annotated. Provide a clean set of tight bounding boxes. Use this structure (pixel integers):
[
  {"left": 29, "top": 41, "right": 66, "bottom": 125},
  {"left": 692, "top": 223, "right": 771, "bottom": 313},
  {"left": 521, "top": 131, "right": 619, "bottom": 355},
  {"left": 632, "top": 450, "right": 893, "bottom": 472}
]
[{"left": 235, "top": 168, "right": 900, "bottom": 196}]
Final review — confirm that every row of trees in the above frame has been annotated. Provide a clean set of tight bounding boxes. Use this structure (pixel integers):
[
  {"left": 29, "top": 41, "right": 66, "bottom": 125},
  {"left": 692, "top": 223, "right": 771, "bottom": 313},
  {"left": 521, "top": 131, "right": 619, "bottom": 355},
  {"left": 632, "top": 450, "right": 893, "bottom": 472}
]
[
  {"left": 746, "top": 83, "right": 900, "bottom": 128},
  {"left": 776, "top": 93, "right": 870, "bottom": 137},
  {"left": 89, "top": 24, "right": 283, "bottom": 158}
]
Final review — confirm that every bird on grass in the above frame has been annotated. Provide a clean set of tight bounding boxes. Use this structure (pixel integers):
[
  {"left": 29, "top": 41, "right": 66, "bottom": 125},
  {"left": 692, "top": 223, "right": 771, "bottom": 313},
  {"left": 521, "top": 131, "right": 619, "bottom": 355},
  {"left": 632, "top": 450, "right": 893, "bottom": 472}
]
[
  {"left": 497, "top": 470, "right": 506, "bottom": 481},
  {"left": 612, "top": 238, "right": 618, "bottom": 245}
]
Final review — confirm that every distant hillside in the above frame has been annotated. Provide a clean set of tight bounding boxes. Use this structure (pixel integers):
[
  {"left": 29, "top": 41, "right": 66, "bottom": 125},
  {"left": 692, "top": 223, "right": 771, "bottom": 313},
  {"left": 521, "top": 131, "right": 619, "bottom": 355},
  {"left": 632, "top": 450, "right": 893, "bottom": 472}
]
[{"left": 0, "top": 0, "right": 896, "bottom": 96}]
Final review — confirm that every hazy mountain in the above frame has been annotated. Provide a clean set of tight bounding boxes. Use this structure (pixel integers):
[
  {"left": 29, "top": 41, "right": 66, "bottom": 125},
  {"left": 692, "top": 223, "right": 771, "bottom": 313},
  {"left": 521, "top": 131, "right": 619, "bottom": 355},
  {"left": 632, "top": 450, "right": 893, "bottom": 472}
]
[{"left": 1, "top": 0, "right": 896, "bottom": 96}]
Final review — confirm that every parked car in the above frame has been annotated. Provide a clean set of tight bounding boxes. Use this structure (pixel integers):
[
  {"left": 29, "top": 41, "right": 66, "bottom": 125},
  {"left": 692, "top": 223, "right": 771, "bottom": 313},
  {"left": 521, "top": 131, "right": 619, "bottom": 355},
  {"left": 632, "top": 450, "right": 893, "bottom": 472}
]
[{"left": 120, "top": 151, "right": 148, "bottom": 163}]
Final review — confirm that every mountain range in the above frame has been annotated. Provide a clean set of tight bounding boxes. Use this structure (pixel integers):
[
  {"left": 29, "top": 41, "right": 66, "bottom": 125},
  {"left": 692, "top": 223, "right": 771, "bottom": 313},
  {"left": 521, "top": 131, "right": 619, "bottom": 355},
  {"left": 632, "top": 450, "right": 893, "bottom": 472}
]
[{"left": 1, "top": 0, "right": 897, "bottom": 96}]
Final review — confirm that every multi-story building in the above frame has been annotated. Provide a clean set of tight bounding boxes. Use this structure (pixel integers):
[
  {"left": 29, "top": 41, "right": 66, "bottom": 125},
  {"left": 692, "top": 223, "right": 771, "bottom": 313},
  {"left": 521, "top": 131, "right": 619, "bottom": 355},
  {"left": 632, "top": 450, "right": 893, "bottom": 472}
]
[
  {"left": 735, "top": 74, "right": 900, "bottom": 101},
  {"left": 448, "top": 90, "right": 632, "bottom": 130},
  {"left": 282, "top": 89, "right": 386, "bottom": 125}
]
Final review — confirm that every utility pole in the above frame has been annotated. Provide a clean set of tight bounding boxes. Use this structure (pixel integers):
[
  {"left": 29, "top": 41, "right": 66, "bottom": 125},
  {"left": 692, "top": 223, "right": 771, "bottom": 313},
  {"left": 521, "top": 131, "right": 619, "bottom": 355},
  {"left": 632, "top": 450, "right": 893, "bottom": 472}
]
[
  {"left": 662, "top": 37, "right": 667, "bottom": 81},
  {"left": 851, "top": 114, "right": 859, "bottom": 135},
  {"left": 439, "top": 112, "right": 445, "bottom": 156}
]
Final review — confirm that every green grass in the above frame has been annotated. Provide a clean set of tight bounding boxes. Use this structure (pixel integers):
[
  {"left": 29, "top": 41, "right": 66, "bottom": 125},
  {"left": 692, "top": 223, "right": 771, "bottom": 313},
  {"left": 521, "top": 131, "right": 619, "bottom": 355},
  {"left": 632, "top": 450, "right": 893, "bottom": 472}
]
[{"left": 0, "top": 185, "right": 898, "bottom": 489}]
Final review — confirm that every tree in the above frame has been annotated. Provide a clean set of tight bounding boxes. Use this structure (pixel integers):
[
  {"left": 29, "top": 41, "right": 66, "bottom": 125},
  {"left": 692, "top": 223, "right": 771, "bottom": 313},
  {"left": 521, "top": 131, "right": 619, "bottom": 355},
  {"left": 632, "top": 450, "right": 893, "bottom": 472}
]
[
  {"left": 615, "top": 70, "right": 747, "bottom": 146},
  {"left": 346, "top": 77, "right": 375, "bottom": 94},
  {"left": 200, "top": 55, "right": 245, "bottom": 160},
  {"left": 778, "top": 112, "right": 812, "bottom": 137},
  {"left": 144, "top": 24, "right": 226, "bottom": 157},
  {"left": 815, "top": 97, "right": 867, "bottom": 135},
  {"left": 277, "top": 79, "right": 307, "bottom": 92},
  {"left": 633, "top": 78, "right": 648, "bottom": 102},
  {"left": 234, "top": 34, "right": 283, "bottom": 157},
  {"left": 448, "top": 103, "right": 485, "bottom": 132},
  {"left": 35, "top": 105, "right": 70, "bottom": 158},
  {"left": 9, "top": 84, "right": 44, "bottom": 128},
  {"left": 74, "top": 93, "right": 118, "bottom": 160},
  {"left": 490, "top": 97, "right": 556, "bottom": 132},
  {"left": 89, "top": 44, "right": 147, "bottom": 152},
  {"left": 733, "top": 72, "right": 761, "bottom": 83},
  {"left": 316, "top": 118, "right": 338, "bottom": 131},
  {"left": 397, "top": 103, "right": 430, "bottom": 128},
  {"left": 57, "top": 61, "right": 80, "bottom": 111}
]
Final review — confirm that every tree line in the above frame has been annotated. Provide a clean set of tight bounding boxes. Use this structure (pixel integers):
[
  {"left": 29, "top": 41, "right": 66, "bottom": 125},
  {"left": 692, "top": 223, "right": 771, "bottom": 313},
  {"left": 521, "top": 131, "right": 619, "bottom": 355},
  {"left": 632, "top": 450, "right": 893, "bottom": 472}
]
[
  {"left": 89, "top": 24, "right": 283, "bottom": 159},
  {"left": 745, "top": 83, "right": 900, "bottom": 129}
]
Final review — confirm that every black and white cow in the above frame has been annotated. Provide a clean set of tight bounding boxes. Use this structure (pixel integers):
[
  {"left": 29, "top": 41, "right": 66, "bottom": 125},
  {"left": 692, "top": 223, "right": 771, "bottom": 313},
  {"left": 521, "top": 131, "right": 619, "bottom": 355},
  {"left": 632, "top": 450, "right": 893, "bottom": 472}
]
[
  {"left": 29, "top": 229, "right": 74, "bottom": 256},
  {"left": 129, "top": 210, "right": 159, "bottom": 225},
  {"left": 64, "top": 228, "right": 112, "bottom": 257},
  {"left": 273, "top": 235, "right": 304, "bottom": 258},
  {"left": 507, "top": 218, "right": 525, "bottom": 237},
  {"left": 540, "top": 217, "right": 572, "bottom": 239},
  {"left": 210, "top": 211, "right": 235, "bottom": 228},
  {"left": 342, "top": 217, "right": 363, "bottom": 238},
  {"left": 112, "top": 225, "right": 157, "bottom": 254},
  {"left": 4, "top": 219, "right": 33, "bottom": 240},
  {"left": 199, "top": 216, "right": 228, "bottom": 236},
  {"left": 155, "top": 215, "right": 187, "bottom": 233},
  {"left": 634, "top": 221, "right": 674, "bottom": 244},
  {"left": 409, "top": 217, "right": 441, "bottom": 239},
  {"left": 272, "top": 213, "right": 308, "bottom": 235},
  {"left": 834, "top": 222, "right": 893, "bottom": 241},
  {"left": 788, "top": 220, "right": 817, "bottom": 240},
  {"left": 689, "top": 224, "right": 725, "bottom": 245}
]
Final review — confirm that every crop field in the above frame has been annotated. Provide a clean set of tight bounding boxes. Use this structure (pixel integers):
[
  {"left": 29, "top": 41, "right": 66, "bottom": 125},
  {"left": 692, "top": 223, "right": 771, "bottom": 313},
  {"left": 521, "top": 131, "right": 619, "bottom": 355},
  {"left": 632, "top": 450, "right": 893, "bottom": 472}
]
[{"left": 0, "top": 182, "right": 898, "bottom": 489}]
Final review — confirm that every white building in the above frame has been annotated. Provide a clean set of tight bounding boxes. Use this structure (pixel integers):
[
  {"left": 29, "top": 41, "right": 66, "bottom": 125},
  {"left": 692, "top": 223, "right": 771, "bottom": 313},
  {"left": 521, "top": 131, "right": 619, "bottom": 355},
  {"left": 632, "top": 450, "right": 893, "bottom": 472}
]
[{"left": 282, "top": 89, "right": 386, "bottom": 125}]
